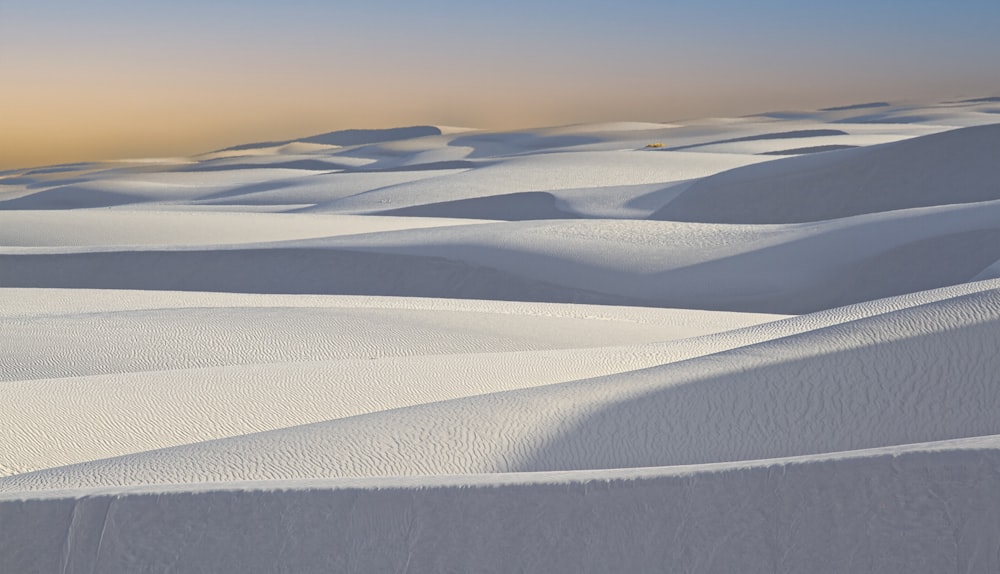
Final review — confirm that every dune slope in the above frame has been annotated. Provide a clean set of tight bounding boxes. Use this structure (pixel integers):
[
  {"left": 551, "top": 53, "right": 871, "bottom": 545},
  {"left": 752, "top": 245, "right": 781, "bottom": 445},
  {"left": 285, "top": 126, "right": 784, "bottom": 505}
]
[{"left": 652, "top": 123, "right": 1000, "bottom": 223}]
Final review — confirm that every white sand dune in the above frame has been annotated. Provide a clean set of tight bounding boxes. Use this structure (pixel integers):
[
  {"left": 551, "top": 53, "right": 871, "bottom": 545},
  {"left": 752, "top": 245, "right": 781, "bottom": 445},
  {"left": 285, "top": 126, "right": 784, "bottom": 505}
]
[
  {"left": 5, "top": 278, "right": 998, "bottom": 490},
  {"left": 0, "top": 290, "right": 771, "bottom": 384},
  {"left": 6, "top": 200, "right": 1000, "bottom": 313},
  {"left": 0, "top": 290, "right": 781, "bottom": 477},
  {"left": 653, "top": 122, "right": 1000, "bottom": 223},
  {"left": 4, "top": 279, "right": 991, "bottom": 479},
  {"left": 3, "top": 437, "right": 999, "bottom": 574},
  {"left": 3, "top": 98, "right": 1000, "bottom": 573},
  {"left": 317, "top": 150, "right": 770, "bottom": 216}
]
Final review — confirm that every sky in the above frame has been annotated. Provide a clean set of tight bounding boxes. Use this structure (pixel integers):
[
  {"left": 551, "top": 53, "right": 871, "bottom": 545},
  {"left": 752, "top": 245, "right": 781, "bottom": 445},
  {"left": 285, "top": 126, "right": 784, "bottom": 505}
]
[{"left": 2, "top": 0, "right": 998, "bottom": 169}]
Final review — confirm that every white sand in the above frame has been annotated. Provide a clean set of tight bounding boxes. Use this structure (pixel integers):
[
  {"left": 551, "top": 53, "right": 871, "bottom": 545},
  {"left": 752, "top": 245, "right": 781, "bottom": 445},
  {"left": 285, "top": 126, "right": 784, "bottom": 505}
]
[{"left": 2, "top": 98, "right": 1000, "bottom": 573}]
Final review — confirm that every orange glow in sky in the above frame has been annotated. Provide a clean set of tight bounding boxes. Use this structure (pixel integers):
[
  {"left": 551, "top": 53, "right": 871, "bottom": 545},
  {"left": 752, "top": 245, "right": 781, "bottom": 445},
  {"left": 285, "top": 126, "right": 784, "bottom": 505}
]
[{"left": 2, "top": 1, "right": 998, "bottom": 169}]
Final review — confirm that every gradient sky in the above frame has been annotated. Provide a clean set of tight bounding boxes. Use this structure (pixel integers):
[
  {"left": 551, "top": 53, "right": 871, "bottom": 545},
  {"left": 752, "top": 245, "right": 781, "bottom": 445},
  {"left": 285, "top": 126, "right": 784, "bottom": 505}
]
[{"left": 2, "top": 0, "right": 998, "bottom": 169}]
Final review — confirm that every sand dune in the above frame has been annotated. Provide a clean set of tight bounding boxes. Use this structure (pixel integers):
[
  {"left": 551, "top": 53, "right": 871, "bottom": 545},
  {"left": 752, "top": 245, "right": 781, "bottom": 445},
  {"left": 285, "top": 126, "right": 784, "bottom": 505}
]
[
  {"left": 213, "top": 126, "right": 446, "bottom": 154},
  {"left": 5, "top": 278, "right": 992, "bottom": 479},
  {"left": 3, "top": 98, "right": 1000, "bottom": 573},
  {"left": 0, "top": 290, "right": 781, "bottom": 477},
  {"left": 653, "top": 123, "right": 1000, "bottom": 223},
  {"left": 0, "top": 210, "right": 492, "bottom": 247},
  {"left": 7, "top": 200, "right": 998, "bottom": 314},
  {"left": 4, "top": 437, "right": 999, "bottom": 574},
  {"left": 6, "top": 279, "right": 998, "bottom": 490}
]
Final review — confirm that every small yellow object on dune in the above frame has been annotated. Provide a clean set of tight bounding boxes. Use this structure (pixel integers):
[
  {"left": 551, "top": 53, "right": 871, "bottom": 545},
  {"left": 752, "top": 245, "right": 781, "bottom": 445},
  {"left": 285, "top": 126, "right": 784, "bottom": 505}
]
[{"left": 645, "top": 142, "right": 666, "bottom": 148}]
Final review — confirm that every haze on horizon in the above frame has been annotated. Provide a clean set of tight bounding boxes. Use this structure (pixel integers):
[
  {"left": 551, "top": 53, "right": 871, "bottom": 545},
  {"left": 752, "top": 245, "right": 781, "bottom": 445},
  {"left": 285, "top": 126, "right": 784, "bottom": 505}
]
[{"left": 2, "top": 0, "right": 998, "bottom": 170}]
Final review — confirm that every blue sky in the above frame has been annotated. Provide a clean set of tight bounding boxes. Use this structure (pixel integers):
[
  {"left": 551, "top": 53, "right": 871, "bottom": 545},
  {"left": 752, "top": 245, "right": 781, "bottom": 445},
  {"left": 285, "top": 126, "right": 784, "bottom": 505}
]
[{"left": 2, "top": 0, "right": 998, "bottom": 167}]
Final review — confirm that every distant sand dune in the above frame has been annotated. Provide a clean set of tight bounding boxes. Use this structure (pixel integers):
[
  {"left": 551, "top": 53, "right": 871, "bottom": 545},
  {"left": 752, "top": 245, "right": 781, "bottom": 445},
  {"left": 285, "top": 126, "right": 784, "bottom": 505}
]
[
  {"left": 653, "top": 123, "right": 1000, "bottom": 223},
  {"left": 662, "top": 128, "right": 848, "bottom": 151},
  {"left": 819, "top": 101, "right": 892, "bottom": 111},
  {"left": 372, "top": 191, "right": 575, "bottom": 220},
  {"left": 5, "top": 201, "right": 1000, "bottom": 314},
  {"left": 214, "top": 126, "right": 444, "bottom": 153}
]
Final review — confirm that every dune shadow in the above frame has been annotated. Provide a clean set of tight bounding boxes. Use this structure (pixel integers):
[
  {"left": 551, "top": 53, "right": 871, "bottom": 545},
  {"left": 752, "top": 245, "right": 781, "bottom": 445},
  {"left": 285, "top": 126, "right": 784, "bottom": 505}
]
[
  {"left": 0, "top": 176, "right": 36, "bottom": 186},
  {"left": 301, "top": 126, "right": 443, "bottom": 147},
  {"left": 751, "top": 111, "right": 819, "bottom": 120},
  {"left": 21, "top": 163, "right": 99, "bottom": 176},
  {"left": 832, "top": 114, "right": 934, "bottom": 124},
  {"left": 958, "top": 96, "right": 1000, "bottom": 104},
  {"left": 191, "top": 177, "right": 321, "bottom": 203},
  {"left": 814, "top": 229, "right": 1000, "bottom": 309},
  {"left": 9, "top": 454, "right": 1000, "bottom": 574},
  {"left": 0, "top": 248, "right": 639, "bottom": 306},
  {"left": 819, "top": 102, "right": 891, "bottom": 112},
  {"left": 640, "top": 227, "right": 1000, "bottom": 314},
  {"left": 514, "top": 308, "right": 1000, "bottom": 473},
  {"left": 664, "top": 129, "right": 847, "bottom": 152},
  {"left": 448, "top": 133, "right": 604, "bottom": 158},
  {"left": 214, "top": 126, "right": 444, "bottom": 153},
  {"left": 370, "top": 192, "right": 579, "bottom": 221},
  {"left": 622, "top": 181, "right": 693, "bottom": 212},
  {"left": 348, "top": 160, "right": 486, "bottom": 173},
  {"left": 0, "top": 186, "right": 145, "bottom": 210},
  {"left": 172, "top": 160, "right": 345, "bottom": 173},
  {"left": 23, "top": 177, "right": 97, "bottom": 190},
  {"left": 651, "top": 123, "right": 1000, "bottom": 224},
  {"left": 759, "top": 144, "right": 858, "bottom": 156}
]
